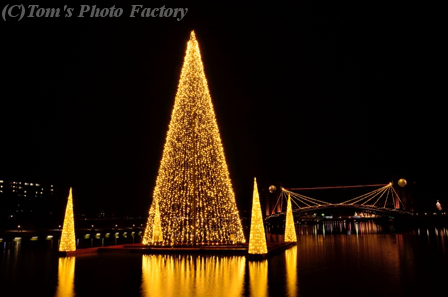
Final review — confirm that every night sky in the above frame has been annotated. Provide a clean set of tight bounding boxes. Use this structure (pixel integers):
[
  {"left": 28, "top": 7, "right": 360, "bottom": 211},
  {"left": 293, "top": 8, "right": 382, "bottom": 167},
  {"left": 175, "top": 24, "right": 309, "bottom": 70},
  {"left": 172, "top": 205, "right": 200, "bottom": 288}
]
[{"left": 1, "top": 3, "right": 444, "bottom": 216}]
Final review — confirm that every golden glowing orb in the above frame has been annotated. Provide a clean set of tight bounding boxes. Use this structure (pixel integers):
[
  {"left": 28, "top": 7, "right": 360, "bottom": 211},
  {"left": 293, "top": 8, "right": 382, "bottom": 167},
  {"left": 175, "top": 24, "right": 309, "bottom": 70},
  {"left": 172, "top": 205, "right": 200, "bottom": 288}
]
[
  {"left": 397, "top": 178, "right": 407, "bottom": 187},
  {"left": 269, "top": 185, "right": 276, "bottom": 193}
]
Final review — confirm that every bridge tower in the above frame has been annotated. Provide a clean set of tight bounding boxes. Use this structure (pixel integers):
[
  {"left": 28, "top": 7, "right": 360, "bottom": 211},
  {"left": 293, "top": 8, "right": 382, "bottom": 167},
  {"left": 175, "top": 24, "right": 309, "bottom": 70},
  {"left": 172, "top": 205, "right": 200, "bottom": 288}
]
[
  {"left": 265, "top": 181, "right": 283, "bottom": 216},
  {"left": 392, "top": 176, "right": 414, "bottom": 212}
]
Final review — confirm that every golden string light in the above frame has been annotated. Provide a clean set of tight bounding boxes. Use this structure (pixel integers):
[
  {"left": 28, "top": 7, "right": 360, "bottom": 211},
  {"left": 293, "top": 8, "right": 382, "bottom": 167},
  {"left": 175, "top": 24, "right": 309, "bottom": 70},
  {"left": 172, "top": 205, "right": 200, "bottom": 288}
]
[
  {"left": 284, "top": 194, "right": 297, "bottom": 243},
  {"left": 142, "top": 31, "right": 245, "bottom": 246},
  {"left": 248, "top": 178, "right": 268, "bottom": 254},
  {"left": 59, "top": 187, "right": 76, "bottom": 252}
]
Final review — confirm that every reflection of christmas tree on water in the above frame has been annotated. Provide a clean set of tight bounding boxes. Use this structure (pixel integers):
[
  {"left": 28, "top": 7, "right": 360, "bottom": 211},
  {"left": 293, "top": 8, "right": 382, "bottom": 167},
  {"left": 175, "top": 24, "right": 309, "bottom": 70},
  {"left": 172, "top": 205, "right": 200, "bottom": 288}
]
[{"left": 143, "top": 31, "right": 246, "bottom": 246}]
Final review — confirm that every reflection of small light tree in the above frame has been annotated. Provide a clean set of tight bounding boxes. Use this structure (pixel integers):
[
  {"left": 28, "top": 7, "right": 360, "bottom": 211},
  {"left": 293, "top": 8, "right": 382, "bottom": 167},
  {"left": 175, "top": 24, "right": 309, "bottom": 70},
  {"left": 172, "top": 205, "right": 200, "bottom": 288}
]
[{"left": 142, "top": 31, "right": 245, "bottom": 246}]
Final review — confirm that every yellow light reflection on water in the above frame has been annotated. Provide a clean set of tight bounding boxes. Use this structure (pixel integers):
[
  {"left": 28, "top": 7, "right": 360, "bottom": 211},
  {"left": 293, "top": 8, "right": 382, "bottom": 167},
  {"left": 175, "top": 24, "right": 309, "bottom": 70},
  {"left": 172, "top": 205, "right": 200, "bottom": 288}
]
[
  {"left": 285, "top": 245, "right": 298, "bottom": 297},
  {"left": 249, "top": 260, "right": 268, "bottom": 297},
  {"left": 55, "top": 256, "right": 75, "bottom": 297},
  {"left": 440, "top": 228, "right": 447, "bottom": 253},
  {"left": 141, "top": 254, "right": 245, "bottom": 297}
]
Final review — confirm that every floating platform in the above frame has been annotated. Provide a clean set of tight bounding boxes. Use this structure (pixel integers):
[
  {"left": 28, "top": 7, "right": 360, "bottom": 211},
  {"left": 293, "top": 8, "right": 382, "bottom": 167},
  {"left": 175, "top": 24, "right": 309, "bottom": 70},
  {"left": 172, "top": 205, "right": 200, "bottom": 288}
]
[{"left": 59, "top": 242, "right": 296, "bottom": 260}]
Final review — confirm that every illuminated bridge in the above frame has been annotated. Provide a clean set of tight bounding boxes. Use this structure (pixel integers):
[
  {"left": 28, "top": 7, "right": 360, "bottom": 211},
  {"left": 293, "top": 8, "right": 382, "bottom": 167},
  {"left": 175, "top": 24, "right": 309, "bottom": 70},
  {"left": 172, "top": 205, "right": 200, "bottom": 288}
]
[{"left": 265, "top": 180, "right": 414, "bottom": 224}]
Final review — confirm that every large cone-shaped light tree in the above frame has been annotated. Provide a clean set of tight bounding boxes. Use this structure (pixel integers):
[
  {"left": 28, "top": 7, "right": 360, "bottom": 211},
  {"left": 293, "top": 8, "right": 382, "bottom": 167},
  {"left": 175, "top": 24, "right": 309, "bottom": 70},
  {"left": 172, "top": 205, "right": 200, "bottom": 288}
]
[
  {"left": 59, "top": 187, "right": 76, "bottom": 252},
  {"left": 248, "top": 178, "right": 268, "bottom": 254},
  {"left": 142, "top": 31, "right": 246, "bottom": 246},
  {"left": 284, "top": 194, "right": 297, "bottom": 243}
]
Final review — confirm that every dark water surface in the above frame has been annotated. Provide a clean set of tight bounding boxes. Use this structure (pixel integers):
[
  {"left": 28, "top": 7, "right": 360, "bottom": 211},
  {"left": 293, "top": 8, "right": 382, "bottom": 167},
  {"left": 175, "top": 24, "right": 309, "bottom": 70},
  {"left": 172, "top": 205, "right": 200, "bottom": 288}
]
[{"left": 1, "top": 222, "right": 447, "bottom": 297}]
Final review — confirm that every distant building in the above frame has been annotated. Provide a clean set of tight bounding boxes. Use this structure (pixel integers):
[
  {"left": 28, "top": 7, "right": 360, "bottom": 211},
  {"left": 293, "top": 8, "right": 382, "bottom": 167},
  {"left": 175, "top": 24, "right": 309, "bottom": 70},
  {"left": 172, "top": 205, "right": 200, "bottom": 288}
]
[{"left": 0, "top": 178, "right": 63, "bottom": 229}]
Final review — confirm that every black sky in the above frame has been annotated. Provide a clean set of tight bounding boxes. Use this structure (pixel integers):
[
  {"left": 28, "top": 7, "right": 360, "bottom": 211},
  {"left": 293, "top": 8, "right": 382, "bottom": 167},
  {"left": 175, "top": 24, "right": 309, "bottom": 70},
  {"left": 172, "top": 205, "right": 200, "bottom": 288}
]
[{"left": 1, "top": 2, "right": 445, "bottom": 215}]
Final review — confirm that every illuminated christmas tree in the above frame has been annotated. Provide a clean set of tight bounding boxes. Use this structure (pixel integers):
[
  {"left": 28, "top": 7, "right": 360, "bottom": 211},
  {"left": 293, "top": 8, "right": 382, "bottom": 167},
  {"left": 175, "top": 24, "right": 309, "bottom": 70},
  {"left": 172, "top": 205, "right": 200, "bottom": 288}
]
[
  {"left": 248, "top": 178, "right": 267, "bottom": 254},
  {"left": 142, "top": 31, "right": 246, "bottom": 246},
  {"left": 59, "top": 187, "right": 76, "bottom": 252},
  {"left": 142, "top": 198, "right": 163, "bottom": 245},
  {"left": 284, "top": 194, "right": 297, "bottom": 243}
]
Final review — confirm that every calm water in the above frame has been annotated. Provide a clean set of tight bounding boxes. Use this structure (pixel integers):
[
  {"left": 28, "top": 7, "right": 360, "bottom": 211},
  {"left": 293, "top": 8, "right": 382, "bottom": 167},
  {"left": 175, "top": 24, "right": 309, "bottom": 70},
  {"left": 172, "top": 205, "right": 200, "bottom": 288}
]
[{"left": 1, "top": 222, "right": 447, "bottom": 297}]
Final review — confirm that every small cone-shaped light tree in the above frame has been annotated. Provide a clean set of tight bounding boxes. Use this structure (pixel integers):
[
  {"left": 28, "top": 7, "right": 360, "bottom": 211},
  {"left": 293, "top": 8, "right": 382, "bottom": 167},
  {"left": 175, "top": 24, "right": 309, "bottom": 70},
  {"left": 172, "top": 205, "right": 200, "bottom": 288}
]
[
  {"left": 142, "top": 198, "right": 163, "bottom": 245},
  {"left": 59, "top": 187, "right": 76, "bottom": 252},
  {"left": 142, "top": 31, "right": 245, "bottom": 246},
  {"left": 248, "top": 178, "right": 268, "bottom": 254},
  {"left": 284, "top": 194, "right": 297, "bottom": 243}
]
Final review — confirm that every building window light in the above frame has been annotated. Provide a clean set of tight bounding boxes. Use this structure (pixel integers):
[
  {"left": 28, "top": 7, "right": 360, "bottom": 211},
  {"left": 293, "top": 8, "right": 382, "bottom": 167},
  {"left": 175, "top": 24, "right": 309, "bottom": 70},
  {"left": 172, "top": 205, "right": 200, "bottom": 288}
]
[
  {"left": 24, "top": 183, "right": 29, "bottom": 186},
  {"left": 36, "top": 183, "right": 40, "bottom": 186},
  {"left": 30, "top": 183, "right": 34, "bottom": 186}
]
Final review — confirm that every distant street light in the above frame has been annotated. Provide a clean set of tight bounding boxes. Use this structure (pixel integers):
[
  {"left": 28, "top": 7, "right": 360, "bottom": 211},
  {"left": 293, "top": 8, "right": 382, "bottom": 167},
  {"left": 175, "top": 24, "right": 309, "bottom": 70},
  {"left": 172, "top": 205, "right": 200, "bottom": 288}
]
[{"left": 17, "top": 225, "right": 21, "bottom": 232}]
